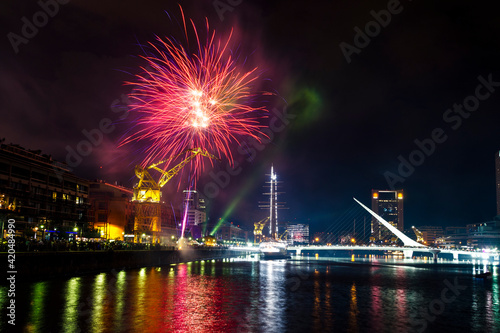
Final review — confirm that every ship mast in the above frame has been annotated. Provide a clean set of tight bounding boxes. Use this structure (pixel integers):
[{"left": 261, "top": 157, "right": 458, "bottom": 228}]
[{"left": 260, "top": 165, "right": 284, "bottom": 240}]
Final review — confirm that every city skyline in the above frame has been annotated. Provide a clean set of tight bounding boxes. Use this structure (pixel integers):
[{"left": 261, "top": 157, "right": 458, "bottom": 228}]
[
  {"left": 1, "top": 0, "right": 500, "bottom": 232},
  {"left": 3, "top": 140, "right": 498, "bottom": 239}
]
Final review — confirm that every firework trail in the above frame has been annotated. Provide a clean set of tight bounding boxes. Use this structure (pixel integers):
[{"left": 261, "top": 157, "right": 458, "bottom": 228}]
[{"left": 122, "top": 6, "right": 269, "bottom": 178}]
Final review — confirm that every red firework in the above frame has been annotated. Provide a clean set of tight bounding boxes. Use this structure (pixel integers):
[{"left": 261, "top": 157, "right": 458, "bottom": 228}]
[{"left": 122, "top": 7, "right": 268, "bottom": 177}]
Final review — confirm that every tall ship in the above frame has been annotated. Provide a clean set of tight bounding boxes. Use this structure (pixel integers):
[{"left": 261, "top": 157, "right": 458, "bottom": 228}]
[
  {"left": 258, "top": 165, "right": 289, "bottom": 259},
  {"left": 259, "top": 239, "right": 288, "bottom": 259}
]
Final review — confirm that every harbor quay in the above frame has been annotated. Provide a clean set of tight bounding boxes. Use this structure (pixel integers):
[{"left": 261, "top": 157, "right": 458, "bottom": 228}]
[{"left": 0, "top": 247, "right": 241, "bottom": 280}]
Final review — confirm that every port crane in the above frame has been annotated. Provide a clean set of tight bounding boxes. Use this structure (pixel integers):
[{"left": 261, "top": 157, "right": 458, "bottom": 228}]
[
  {"left": 133, "top": 148, "right": 219, "bottom": 242},
  {"left": 253, "top": 217, "right": 269, "bottom": 244},
  {"left": 412, "top": 226, "right": 425, "bottom": 244}
]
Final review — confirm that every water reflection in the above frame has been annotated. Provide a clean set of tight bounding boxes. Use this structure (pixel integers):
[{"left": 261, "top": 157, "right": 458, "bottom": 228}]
[
  {"left": 27, "top": 281, "right": 47, "bottom": 332},
  {"left": 477, "top": 265, "right": 500, "bottom": 331},
  {"left": 91, "top": 273, "right": 106, "bottom": 333},
  {"left": 172, "top": 263, "right": 189, "bottom": 331},
  {"left": 61, "top": 277, "right": 80, "bottom": 333},
  {"left": 260, "top": 260, "right": 286, "bottom": 333},
  {"left": 370, "top": 267, "right": 383, "bottom": 332},
  {"left": 113, "top": 270, "right": 127, "bottom": 332},
  {"left": 5, "top": 258, "right": 500, "bottom": 332},
  {"left": 0, "top": 288, "right": 5, "bottom": 332},
  {"left": 324, "top": 279, "right": 333, "bottom": 332},
  {"left": 349, "top": 283, "right": 359, "bottom": 332},
  {"left": 312, "top": 272, "right": 321, "bottom": 331},
  {"left": 395, "top": 267, "right": 408, "bottom": 330},
  {"left": 491, "top": 269, "right": 500, "bottom": 330}
]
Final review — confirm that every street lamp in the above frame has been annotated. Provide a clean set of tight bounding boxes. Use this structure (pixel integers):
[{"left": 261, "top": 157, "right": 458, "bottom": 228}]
[{"left": 40, "top": 225, "right": 46, "bottom": 240}]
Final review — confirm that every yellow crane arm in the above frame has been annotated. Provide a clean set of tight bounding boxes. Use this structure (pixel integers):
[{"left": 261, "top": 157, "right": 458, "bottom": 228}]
[
  {"left": 133, "top": 148, "right": 220, "bottom": 203},
  {"left": 412, "top": 226, "right": 424, "bottom": 243},
  {"left": 253, "top": 217, "right": 269, "bottom": 235},
  {"left": 151, "top": 148, "right": 220, "bottom": 188}
]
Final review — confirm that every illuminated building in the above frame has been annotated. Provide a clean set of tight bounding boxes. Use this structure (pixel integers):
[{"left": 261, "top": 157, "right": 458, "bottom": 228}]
[
  {"left": 432, "top": 227, "right": 468, "bottom": 249},
  {"left": 0, "top": 142, "right": 89, "bottom": 238},
  {"left": 371, "top": 190, "right": 404, "bottom": 242},
  {"left": 182, "top": 189, "right": 206, "bottom": 239},
  {"left": 287, "top": 223, "right": 309, "bottom": 244},
  {"left": 417, "top": 226, "right": 444, "bottom": 245},
  {"left": 466, "top": 219, "right": 500, "bottom": 249},
  {"left": 496, "top": 150, "right": 500, "bottom": 216},
  {"left": 88, "top": 181, "right": 134, "bottom": 240},
  {"left": 89, "top": 181, "right": 180, "bottom": 243},
  {"left": 214, "top": 221, "right": 248, "bottom": 244}
]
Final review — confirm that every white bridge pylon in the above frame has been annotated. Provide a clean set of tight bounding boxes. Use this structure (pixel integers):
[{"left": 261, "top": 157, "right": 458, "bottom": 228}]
[{"left": 353, "top": 197, "right": 427, "bottom": 248}]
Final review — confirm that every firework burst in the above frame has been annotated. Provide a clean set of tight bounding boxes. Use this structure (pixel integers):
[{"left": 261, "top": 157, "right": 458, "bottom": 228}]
[{"left": 122, "top": 7, "right": 269, "bottom": 178}]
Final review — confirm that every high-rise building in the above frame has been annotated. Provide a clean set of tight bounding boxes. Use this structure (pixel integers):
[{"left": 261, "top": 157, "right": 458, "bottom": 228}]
[
  {"left": 182, "top": 189, "right": 206, "bottom": 239},
  {"left": 0, "top": 142, "right": 89, "bottom": 239},
  {"left": 287, "top": 223, "right": 309, "bottom": 245},
  {"left": 496, "top": 150, "right": 500, "bottom": 216},
  {"left": 371, "top": 190, "right": 404, "bottom": 242}
]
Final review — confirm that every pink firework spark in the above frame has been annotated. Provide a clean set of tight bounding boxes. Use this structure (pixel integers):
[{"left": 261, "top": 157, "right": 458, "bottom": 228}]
[{"left": 122, "top": 7, "right": 269, "bottom": 177}]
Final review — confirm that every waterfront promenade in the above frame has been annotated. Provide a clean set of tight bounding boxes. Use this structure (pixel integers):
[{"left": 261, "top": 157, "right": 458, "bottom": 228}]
[{"left": 0, "top": 240, "right": 239, "bottom": 280}]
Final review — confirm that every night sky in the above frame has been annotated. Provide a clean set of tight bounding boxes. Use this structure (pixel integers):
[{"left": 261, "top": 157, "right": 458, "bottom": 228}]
[{"left": 1, "top": 0, "right": 499, "bottom": 234}]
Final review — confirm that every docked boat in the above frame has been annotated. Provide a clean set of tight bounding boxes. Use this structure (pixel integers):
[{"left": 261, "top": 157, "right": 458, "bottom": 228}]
[
  {"left": 259, "top": 240, "right": 289, "bottom": 259},
  {"left": 474, "top": 271, "right": 492, "bottom": 279}
]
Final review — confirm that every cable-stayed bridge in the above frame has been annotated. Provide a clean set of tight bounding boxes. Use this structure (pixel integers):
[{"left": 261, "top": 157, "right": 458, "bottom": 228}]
[
  {"left": 233, "top": 198, "right": 500, "bottom": 262},
  {"left": 289, "top": 198, "right": 499, "bottom": 261}
]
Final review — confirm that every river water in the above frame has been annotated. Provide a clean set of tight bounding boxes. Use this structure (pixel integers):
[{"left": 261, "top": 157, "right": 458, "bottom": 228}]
[{"left": 1, "top": 256, "right": 499, "bottom": 333}]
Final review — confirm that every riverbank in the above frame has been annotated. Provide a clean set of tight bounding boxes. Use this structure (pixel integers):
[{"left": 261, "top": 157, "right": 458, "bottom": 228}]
[{"left": 1, "top": 248, "right": 241, "bottom": 281}]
